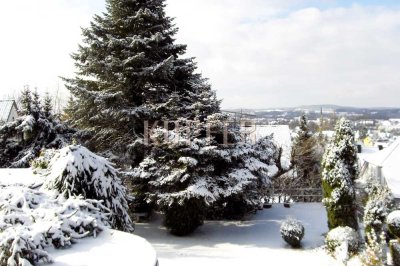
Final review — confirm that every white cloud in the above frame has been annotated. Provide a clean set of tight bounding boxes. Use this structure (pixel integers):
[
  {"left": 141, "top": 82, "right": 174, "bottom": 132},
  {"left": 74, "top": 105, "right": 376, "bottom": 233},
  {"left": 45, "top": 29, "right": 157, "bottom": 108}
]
[
  {"left": 166, "top": 1, "right": 400, "bottom": 108},
  {"left": 0, "top": 0, "right": 104, "bottom": 98},
  {"left": 1, "top": 0, "right": 400, "bottom": 108}
]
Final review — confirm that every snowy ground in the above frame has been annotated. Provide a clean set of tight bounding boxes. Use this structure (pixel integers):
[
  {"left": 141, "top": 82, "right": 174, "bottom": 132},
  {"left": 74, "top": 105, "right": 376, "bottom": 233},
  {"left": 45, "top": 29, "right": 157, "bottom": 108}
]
[
  {"left": 135, "top": 203, "right": 345, "bottom": 266},
  {"left": 0, "top": 169, "right": 361, "bottom": 265},
  {"left": 48, "top": 230, "right": 157, "bottom": 266},
  {"left": 0, "top": 168, "right": 43, "bottom": 186}
]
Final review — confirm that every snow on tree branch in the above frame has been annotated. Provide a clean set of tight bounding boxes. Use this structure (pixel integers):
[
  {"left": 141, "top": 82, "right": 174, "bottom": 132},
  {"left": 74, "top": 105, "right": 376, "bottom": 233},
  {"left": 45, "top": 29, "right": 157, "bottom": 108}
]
[
  {"left": 0, "top": 185, "right": 110, "bottom": 266},
  {"left": 43, "top": 145, "right": 134, "bottom": 232}
]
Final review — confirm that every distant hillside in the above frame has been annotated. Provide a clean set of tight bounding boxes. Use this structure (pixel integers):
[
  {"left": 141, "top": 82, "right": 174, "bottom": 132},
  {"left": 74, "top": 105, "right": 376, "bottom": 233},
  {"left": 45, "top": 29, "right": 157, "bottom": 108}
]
[{"left": 224, "top": 105, "right": 400, "bottom": 120}]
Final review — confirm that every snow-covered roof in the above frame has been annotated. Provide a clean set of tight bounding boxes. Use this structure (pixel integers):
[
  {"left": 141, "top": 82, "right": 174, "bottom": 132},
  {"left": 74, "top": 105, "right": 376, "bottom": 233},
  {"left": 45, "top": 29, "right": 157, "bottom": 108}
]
[
  {"left": 364, "top": 138, "right": 400, "bottom": 167},
  {"left": 364, "top": 138, "right": 400, "bottom": 197},
  {"left": 0, "top": 100, "right": 16, "bottom": 121},
  {"left": 244, "top": 125, "right": 292, "bottom": 169},
  {"left": 246, "top": 125, "right": 292, "bottom": 148}
]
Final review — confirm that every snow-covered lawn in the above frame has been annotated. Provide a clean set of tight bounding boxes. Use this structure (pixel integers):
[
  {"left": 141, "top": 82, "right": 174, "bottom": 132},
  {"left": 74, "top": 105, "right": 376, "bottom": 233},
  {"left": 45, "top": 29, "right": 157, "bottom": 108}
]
[
  {"left": 0, "top": 168, "right": 361, "bottom": 266},
  {"left": 135, "top": 203, "right": 342, "bottom": 266},
  {"left": 49, "top": 229, "right": 157, "bottom": 266},
  {"left": 0, "top": 167, "right": 156, "bottom": 266}
]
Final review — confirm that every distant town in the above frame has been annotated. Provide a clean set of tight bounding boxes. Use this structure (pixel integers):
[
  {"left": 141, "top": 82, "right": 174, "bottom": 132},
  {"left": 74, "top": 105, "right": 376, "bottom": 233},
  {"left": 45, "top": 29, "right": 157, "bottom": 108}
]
[{"left": 225, "top": 105, "right": 400, "bottom": 148}]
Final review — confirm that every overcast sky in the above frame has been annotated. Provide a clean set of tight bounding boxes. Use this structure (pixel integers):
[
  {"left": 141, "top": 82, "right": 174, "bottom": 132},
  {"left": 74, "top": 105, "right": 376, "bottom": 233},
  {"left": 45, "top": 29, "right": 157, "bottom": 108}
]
[{"left": 0, "top": 0, "right": 399, "bottom": 108}]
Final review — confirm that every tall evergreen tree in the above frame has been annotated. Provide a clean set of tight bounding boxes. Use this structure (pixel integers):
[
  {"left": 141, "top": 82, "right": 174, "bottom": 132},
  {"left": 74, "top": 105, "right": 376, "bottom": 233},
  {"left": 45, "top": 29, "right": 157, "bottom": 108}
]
[
  {"left": 64, "top": 0, "right": 220, "bottom": 165},
  {"left": 19, "top": 87, "right": 32, "bottom": 116},
  {"left": 291, "top": 115, "right": 321, "bottom": 190},
  {"left": 321, "top": 118, "right": 358, "bottom": 230},
  {"left": 43, "top": 92, "right": 53, "bottom": 118},
  {"left": 61, "top": 95, "right": 76, "bottom": 122},
  {"left": 31, "top": 89, "right": 41, "bottom": 120}
]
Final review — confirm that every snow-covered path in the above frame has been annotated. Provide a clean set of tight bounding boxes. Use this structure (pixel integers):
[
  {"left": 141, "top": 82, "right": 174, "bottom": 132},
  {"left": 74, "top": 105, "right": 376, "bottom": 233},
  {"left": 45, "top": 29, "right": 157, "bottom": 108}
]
[{"left": 135, "top": 203, "right": 341, "bottom": 266}]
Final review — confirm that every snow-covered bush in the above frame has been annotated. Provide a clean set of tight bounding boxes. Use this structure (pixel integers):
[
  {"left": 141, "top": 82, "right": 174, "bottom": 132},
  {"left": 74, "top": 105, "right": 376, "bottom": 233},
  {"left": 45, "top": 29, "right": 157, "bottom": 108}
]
[
  {"left": 326, "top": 226, "right": 359, "bottom": 255},
  {"left": 322, "top": 118, "right": 358, "bottom": 230},
  {"left": 363, "top": 186, "right": 393, "bottom": 235},
  {"left": 43, "top": 145, "right": 134, "bottom": 232},
  {"left": 280, "top": 218, "right": 305, "bottom": 247},
  {"left": 390, "top": 240, "right": 400, "bottom": 266},
  {"left": 387, "top": 210, "right": 400, "bottom": 238},
  {"left": 0, "top": 185, "right": 110, "bottom": 266},
  {"left": 132, "top": 115, "right": 280, "bottom": 235},
  {"left": 361, "top": 229, "right": 387, "bottom": 266}
]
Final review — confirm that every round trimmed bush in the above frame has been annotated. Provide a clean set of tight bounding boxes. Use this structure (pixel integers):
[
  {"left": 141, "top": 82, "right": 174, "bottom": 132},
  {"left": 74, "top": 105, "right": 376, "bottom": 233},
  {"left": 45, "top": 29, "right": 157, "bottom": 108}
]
[
  {"left": 280, "top": 218, "right": 305, "bottom": 247},
  {"left": 387, "top": 210, "right": 400, "bottom": 238},
  {"left": 326, "top": 226, "right": 359, "bottom": 254}
]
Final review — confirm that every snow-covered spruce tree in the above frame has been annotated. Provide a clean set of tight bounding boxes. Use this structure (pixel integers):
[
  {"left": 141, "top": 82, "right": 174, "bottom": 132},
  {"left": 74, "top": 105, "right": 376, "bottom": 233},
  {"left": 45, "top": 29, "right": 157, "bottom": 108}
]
[
  {"left": 321, "top": 118, "right": 358, "bottom": 230},
  {"left": 132, "top": 114, "right": 280, "bottom": 235},
  {"left": 291, "top": 115, "right": 322, "bottom": 192},
  {"left": 64, "top": 0, "right": 219, "bottom": 166},
  {"left": 43, "top": 92, "right": 53, "bottom": 118},
  {"left": 31, "top": 89, "right": 42, "bottom": 120},
  {"left": 0, "top": 90, "right": 74, "bottom": 168},
  {"left": 43, "top": 145, "right": 134, "bottom": 232},
  {"left": 20, "top": 87, "right": 32, "bottom": 116},
  {"left": 210, "top": 129, "right": 281, "bottom": 220}
]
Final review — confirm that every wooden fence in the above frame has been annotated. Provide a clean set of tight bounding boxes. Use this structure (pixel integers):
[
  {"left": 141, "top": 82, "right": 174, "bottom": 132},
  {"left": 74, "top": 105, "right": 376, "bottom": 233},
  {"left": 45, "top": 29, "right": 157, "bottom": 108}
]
[{"left": 265, "top": 187, "right": 323, "bottom": 203}]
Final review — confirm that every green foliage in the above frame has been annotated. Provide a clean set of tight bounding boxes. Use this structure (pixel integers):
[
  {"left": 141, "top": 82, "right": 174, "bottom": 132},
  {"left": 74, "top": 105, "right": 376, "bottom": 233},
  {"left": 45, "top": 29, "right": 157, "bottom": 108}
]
[
  {"left": 163, "top": 198, "right": 205, "bottom": 236},
  {"left": 361, "top": 229, "right": 387, "bottom": 266},
  {"left": 31, "top": 149, "right": 58, "bottom": 171},
  {"left": 31, "top": 157, "right": 49, "bottom": 170},
  {"left": 321, "top": 118, "right": 358, "bottom": 230},
  {"left": 363, "top": 185, "right": 393, "bottom": 236},
  {"left": 390, "top": 240, "right": 400, "bottom": 266}
]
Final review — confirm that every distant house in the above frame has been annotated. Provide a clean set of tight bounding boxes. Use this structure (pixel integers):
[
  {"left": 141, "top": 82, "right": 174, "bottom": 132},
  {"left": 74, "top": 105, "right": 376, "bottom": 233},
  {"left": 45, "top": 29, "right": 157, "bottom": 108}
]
[
  {"left": 359, "top": 138, "right": 400, "bottom": 201},
  {"left": 363, "top": 136, "right": 374, "bottom": 147},
  {"left": 0, "top": 100, "right": 18, "bottom": 123}
]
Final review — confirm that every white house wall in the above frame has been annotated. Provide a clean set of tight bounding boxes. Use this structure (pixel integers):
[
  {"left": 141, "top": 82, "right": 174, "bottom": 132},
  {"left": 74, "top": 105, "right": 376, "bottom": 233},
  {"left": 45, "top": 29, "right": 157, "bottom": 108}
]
[{"left": 7, "top": 106, "right": 18, "bottom": 122}]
